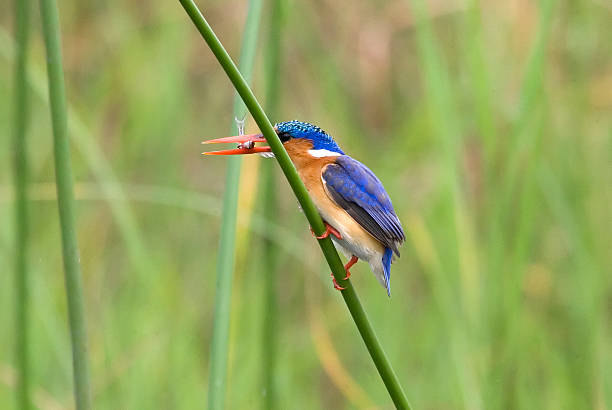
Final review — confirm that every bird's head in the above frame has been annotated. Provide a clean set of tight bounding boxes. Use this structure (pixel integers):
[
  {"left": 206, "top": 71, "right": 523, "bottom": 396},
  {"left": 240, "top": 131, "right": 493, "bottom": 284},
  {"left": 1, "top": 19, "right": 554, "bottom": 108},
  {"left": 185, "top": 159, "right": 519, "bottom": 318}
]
[
  {"left": 275, "top": 121, "right": 344, "bottom": 156},
  {"left": 202, "top": 120, "right": 344, "bottom": 157}
]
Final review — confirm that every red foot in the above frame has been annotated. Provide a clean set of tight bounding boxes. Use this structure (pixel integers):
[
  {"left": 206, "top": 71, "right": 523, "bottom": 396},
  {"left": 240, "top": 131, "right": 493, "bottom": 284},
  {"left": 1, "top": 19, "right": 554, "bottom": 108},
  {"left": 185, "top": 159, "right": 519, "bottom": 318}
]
[
  {"left": 331, "top": 273, "right": 345, "bottom": 291},
  {"left": 343, "top": 255, "right": 358, "bottom": 280},
  {"left": 330, "top": 256, "right": 359, "bottom": 290},
  {"left": 310, "top": 223, "right": 342, "bottom": 240}
]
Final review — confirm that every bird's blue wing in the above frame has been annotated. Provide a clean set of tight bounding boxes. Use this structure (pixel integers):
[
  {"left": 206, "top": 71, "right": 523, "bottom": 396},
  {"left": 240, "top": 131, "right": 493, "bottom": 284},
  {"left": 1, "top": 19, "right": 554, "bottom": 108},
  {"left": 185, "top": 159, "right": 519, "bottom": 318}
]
[{"left": 322, "top": 156, "right": 405, "bottom": 256}]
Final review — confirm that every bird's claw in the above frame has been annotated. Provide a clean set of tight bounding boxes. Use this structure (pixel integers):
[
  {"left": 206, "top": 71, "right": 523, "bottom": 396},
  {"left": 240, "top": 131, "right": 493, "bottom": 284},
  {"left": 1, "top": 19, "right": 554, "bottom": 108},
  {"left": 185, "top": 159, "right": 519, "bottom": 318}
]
[
  {"left": 330, "top": 256, "right": 358, "bottom": 290},
  {"left": 310, "top": 223, "right": 342, "bottom": 240},
  {"left": 331, "top": 273, "right": 346, "bottom": 291},
  {"left": 343, "top": 255, "right": 358, "bottom": 280}
]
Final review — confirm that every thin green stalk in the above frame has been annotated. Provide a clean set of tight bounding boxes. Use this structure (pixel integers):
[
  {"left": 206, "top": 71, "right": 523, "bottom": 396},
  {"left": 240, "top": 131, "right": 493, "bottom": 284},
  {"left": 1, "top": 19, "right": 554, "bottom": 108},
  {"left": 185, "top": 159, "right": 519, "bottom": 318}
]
[
  {"left": 409, "top": 1, "right": 482, "bottom": 408},
  {"left": 12, "top": 0, "right": 31, "bottom": 408},
  {"left": 206, "top": 0, "right": 263, "bottom": 409},
  {"left": 260, "top": 165, "right": 278, "bottom": 408},
  {"left": 260, "top": 0, "right": 283, "bottom": 407},
  {"left": 38, "top": 0, "right": 92, "bottom": 408},
  {"left": 0, "top": 27, "right": 153, "bottom": 298},
  {"left": 178, "top": 1, "right": 411, "bottom": 407}
]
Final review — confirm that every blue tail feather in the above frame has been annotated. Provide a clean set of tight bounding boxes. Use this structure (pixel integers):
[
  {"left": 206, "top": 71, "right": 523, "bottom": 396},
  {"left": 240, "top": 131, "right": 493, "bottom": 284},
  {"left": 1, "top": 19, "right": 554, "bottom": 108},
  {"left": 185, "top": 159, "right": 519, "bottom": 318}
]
[{"left": 382, "top": 247, "right": 393, "bottom": 297}]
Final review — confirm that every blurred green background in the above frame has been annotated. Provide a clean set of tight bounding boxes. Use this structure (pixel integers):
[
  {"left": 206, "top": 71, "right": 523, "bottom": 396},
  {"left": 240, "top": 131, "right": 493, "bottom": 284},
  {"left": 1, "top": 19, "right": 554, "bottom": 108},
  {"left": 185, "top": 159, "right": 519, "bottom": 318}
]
[{"left": 1, "top": 0, "right": 611, "bottom": 408}]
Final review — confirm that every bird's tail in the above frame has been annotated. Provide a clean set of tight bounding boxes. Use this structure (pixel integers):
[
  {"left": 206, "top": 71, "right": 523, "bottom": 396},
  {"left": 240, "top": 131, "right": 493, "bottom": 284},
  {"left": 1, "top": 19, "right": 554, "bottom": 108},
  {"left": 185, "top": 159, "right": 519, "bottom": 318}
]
[{"left": 382, "top": 247, "right": 393, "bottom": 297}]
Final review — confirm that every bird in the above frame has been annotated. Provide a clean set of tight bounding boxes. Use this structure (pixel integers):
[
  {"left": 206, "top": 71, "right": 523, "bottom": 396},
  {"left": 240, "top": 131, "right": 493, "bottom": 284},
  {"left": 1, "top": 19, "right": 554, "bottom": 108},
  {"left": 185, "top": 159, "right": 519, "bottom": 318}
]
[{"left": 203, "top": 120, "right": 405, "bottom": 296}]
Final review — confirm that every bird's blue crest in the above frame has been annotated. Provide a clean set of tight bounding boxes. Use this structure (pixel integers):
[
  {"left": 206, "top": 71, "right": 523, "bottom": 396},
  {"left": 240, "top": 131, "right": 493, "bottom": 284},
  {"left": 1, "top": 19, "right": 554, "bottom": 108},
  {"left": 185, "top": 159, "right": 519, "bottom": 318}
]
[{"left": 275, "top": 120, "right": 344, "bottom": 154}]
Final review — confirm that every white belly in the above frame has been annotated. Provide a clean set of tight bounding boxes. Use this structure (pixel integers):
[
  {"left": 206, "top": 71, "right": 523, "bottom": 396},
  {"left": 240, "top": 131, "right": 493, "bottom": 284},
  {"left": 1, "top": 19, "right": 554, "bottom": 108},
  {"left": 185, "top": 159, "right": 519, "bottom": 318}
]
[
  {"left": 330, "top": 230, "right": 379, "bottom": 262},
  {"left": 313, "top": 198, "right": 388, "bottom": 289}
]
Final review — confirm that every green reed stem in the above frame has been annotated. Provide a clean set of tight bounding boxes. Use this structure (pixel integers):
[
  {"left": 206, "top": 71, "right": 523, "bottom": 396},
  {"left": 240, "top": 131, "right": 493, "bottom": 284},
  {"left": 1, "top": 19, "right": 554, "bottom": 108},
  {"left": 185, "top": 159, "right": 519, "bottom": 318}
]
[
  {"left": 38, "top": 0, "right": 92, "bottom": 408},
  {"left": 178, "top": 1, "right": 411, "bottom": 407},
  {"left": 260, "top": 0, "right": 283, "bottom": 407},
  {"left": 12, "top": 0, "right": 31, "bottom": 408},
  {"left": 206, "top": 0, "right": 263, "bottom": 409}
]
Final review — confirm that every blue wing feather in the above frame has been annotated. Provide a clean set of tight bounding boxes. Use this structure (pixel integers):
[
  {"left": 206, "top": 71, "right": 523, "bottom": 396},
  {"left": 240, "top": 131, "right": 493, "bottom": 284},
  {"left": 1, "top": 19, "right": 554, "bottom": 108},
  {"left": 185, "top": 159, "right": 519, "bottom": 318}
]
[{"left": 322, "top": 156, "right": 405, "bottom": 255}]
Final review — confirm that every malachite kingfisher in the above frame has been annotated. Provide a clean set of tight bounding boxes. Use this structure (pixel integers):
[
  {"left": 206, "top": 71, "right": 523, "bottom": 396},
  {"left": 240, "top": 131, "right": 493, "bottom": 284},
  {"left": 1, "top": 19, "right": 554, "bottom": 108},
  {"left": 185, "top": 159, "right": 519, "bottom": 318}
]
[{"left": 203, "top": 120, "right": 405, "bottom": 296}]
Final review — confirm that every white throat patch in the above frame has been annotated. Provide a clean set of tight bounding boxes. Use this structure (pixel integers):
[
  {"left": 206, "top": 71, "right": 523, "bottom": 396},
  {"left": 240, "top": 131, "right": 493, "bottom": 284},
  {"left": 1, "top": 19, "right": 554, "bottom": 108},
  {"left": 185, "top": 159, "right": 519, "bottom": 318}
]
[{"left": 308, "top": 149, "right": 341, "bottom": 158}]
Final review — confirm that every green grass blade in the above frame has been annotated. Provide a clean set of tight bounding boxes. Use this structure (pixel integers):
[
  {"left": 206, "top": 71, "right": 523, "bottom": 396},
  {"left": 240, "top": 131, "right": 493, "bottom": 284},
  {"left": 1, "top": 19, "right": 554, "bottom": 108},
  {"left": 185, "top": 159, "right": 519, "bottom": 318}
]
[
  {"left": 12, "top": 0, "right": 31, "bottom": 408},
  {"left": 500, "top": 0, "right": 557, "bottom": 197},
  {"left": 464, "top": 0, "right": 496, "bottom": 156},
  {"left": 259, "top": 163, "right": 278, "bottom": 408},
  {"left": 178, "top": 1, "right": 411, "bottom": 407},
  {"left": 38, "top": 0, "right": 92, "bottom": 408},
  {"left": 260, "top": 0, "right": 283, "bottom": 407},
  {"left": 0, "top": 27, "right": 154, "bottom": 291},
  {"left": 408, "top": 1, "right": 483, "bottom": 406},
  {"left": 206, "top": 0, "right": 263, "bottom": 409}
]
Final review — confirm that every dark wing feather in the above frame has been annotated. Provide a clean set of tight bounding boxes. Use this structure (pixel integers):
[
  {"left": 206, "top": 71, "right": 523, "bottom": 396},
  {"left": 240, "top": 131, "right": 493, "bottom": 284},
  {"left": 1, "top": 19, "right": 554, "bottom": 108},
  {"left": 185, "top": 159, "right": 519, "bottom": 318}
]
[{"left": 322, "top": 156, "right": 405, "bottom": 256}]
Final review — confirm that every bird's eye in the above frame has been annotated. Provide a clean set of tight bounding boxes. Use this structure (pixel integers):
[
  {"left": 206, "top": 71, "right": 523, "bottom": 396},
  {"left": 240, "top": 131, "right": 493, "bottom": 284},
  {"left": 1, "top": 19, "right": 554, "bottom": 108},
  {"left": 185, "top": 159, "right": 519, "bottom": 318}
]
[{"left": 277, "top": 131, "right": 291, "bottom": 142}]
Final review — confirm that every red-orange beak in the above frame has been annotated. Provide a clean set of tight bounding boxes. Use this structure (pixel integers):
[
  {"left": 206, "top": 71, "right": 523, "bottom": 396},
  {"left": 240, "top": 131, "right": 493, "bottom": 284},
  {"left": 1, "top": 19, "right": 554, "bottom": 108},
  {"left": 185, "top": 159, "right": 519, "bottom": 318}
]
[{"left": 202, "top": 133, "right": 271, "bottom": 155}]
